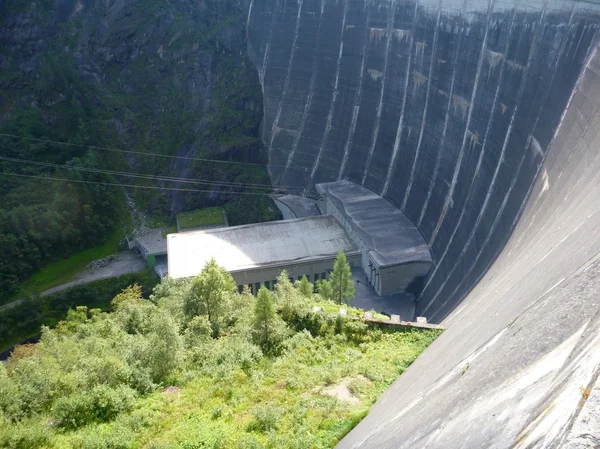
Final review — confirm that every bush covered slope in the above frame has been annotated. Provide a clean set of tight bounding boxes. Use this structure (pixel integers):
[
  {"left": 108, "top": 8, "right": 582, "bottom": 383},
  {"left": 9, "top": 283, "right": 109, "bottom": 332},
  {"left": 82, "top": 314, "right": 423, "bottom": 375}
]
[{"left": 0, "top": 265, "right": 440, "bottom": 449}]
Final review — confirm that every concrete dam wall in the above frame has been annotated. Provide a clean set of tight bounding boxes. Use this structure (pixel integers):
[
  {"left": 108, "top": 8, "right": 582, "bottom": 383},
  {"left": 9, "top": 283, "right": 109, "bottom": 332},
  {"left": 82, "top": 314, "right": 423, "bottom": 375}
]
[
  {"left": 247, "top": 1, "right": 600, "bottom": 446},
  {"left": 337, "top": 41, "right": 600, "bottom": 448},
  {"left": 246, "top": 0, "right": 600, "bottom": 322}
]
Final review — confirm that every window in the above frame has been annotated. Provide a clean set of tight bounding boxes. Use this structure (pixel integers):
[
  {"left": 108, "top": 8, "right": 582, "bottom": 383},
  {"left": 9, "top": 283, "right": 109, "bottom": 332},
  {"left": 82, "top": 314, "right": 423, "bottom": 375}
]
[
  {"left": 247, "top": 284, "right": 253, "bottom": 294},
  {"left": 238, "top": 285, "right": 243, "bottom": 293},
  {"left": 265, "top": 280, "right": 271, "bottom": 290},
  {"left": 321, "top": 272, "right": 327, "bottom": 280},
  {"left": 255, "top": 282, "right": 260, "bottom": 293}
]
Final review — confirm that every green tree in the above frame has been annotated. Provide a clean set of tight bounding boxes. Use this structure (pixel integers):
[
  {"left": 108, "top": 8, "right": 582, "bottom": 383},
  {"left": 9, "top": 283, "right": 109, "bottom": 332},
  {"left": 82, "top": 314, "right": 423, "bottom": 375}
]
[
  {"left": 252, "top": 287, "right": 287, "bottom": 355},
  {"left": 185, "top": 259, "right": 236, "bottom": 334},
  {"left": 296, "top": 275, "right": 313, "bottom": 299},
  {"left": 315, "top": 279, "right": 333, "bottom": 302},
  {"left": 329, "top": 251, "right": 355, "bottom": 304},
  {"left": 274, "top": 270, "right": 305, "bottom": 321},
  {"left": 111, "top": 284, "right": 144, "bottom": 309},
  {"left": 147, "top": 314, "right": 183, "bottom": 383},
  {"left": 252, "top": 287, "right": 275, "bottom": 351}
]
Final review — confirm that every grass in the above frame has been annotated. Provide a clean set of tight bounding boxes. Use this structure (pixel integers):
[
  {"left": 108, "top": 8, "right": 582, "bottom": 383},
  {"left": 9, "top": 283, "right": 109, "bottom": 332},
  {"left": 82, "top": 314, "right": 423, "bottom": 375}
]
[
  {"left": 177, "top": 207, "right": 227, "bottom": 230},
  {"left": 147, "top": 214, "right": 172, "bottom": 228},
  {"left": 14, "top": 229, "right": 125, "bottom": 300},
  {"left": 49, "top": 326, "right": 440, "bottom": 448},
  {"left": 144, "top": 214, "right": 178, "bottom": 237},
  {"left": 163, "top": 224, "right": 178, "bottom": 238},
  {"left": 315, "top": 301, "right": 390, "bottom": 321}
]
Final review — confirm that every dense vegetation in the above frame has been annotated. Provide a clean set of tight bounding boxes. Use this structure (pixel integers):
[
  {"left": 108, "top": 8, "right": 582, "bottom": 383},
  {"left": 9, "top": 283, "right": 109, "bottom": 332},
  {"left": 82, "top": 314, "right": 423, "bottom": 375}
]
[
  {"left": 0, "top": 270, "right": 159, "bottom": 354},
  {"left": 0, "top": 263, "right": 440, "bottom": 449},
  {"left": 0, "top": 114, "right": 130, "bottom": 302},
  {"left": 0, "top": 0, "right": 281, "bottom": 302}
]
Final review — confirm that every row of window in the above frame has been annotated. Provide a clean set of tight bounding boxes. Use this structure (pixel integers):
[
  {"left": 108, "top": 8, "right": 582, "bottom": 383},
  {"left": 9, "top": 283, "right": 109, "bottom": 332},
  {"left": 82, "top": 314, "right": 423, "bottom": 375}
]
[{"left": 237, "top": 272, "right": 329, "bottom": 295}]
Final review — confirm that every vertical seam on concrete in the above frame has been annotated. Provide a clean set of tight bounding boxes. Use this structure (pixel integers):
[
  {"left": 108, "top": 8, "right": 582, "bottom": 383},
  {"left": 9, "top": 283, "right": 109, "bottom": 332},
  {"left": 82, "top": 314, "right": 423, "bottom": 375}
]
[
  {"left": 469, "top": 60, "right": 600, "bottom": 326},
  {"left": 417, "top": 4, "right": 464, "bottom": 227},
  {"left": 306, "top": 0, "right": 349, "bottom": 194},
  {"left": 338, "top": 1, "right": 372, "bottom": 181},
  {"left": 402, "top": 1, "right": 442, "bottom": 210},
  {"left": 510, "top": 1, "right": 580, "bottom": 245},
  {"left": 427, "top": 0, "right": 496, "bottom": 245},
  {"left": 267, "top": 0, "right": 305, "bottom": 178},
  {"left": 361, "top": 0, "right": 397, "bottom": 186},
  {"left": 382, "top": 0, "right": 420, "bottom": 197},
  {"left": 254, "top": 0, "right": 279, "bottom": 180},
  {"left": 426, "top": 3, "right": 551, "bottom": 319},
  {"left": 246, "top": 0, "right": 254, "bottom": 58},
  {"left": 417, "top": 2, "right": 518, "bottom": 302},
  {"left": 283, "top": 0, "right": 326, "bottom": 180}
]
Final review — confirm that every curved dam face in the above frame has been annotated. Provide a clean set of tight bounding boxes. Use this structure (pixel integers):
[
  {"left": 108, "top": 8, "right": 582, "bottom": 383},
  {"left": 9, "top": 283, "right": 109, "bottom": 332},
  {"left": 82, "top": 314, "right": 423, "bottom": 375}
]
[
  {"left": 246, "top": 0, "right": 600, "bottom": 321},
  {"left": 336, "top": 43, "right": 600, "bottom": 448},
  {"left": 247, "top": 1, "right": 600, "bottom": 446}
]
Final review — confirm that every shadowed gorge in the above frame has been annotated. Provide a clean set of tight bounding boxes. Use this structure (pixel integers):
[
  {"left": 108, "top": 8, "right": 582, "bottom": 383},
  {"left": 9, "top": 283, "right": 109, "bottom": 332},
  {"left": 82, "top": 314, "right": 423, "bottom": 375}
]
[{"left": 247, "top": 0, "right": 600, "bottom": 321}]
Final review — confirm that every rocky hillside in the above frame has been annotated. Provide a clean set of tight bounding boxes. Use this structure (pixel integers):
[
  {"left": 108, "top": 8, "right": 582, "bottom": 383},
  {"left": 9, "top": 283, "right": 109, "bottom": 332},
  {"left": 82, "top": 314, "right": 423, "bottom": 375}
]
[
  {"left": 0, "top": 0, "right": 277, "bottom": 301},
  {"left": 0, "top": 0, "right": 267, "bottom": 214}
]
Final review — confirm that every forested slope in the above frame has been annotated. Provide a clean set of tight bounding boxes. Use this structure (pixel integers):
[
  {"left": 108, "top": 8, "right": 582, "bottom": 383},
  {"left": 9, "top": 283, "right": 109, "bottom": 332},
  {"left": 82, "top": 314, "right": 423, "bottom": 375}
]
[{"left": 0, "top": 0, "right": 272, "bottom": 301}]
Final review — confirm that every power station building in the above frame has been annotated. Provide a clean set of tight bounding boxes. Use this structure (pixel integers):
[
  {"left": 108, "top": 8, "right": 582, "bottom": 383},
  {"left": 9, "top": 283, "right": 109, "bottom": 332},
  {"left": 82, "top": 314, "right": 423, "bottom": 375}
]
[
  {"left": 167, "top": 215, "right": 360, "bottom": 294},
  {"left": 167, "top": 180, "right": 431, "bottom": 297},
  {"left": 316, "top": 180, "right": 432, "bottom": 296}
]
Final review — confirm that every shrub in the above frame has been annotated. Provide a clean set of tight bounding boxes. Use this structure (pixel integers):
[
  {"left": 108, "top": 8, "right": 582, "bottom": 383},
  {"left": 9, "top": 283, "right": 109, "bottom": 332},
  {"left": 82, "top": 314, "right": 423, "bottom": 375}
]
[
  {"left": 347, "top": 377, "right": 371, "bottom": 396},
  {"left": 252, "top": 287, "right": 289, "bottom": 356},
  {"left": 296, "top": 275, "right": 313, "bottom": 299},
  {"left": 146, "top": 314, "right": 184, "bottom": 383},
  {"left": 0, "top": 421, "right": 51, "bottom": 449},
  {"left": 185, "top": 259, "right": 236, "bottom": 333},
  {"left": 53, "top": 392, "right": 94, "bottom": 428},
  {"left": 73, "top": 424, "right": 137, "bottom": 449},
  {"left": 246, "top": 406, "right": 280, "bottom": 433},
  {"left": 9, "top": 354, "right": 63, "bottom": 416},
  {"left": 315, "top": 280, "right": 334, "bottom": 302},
  {"left": 281, "top": 329, "right": 314, "bottom": 352},
  {"left": 212, "top": 406, "right": 222, "bottom": 420},
  {"left": 53, "top": 385, "right": 136, "bottom": 429},
  {"left": 274, "top": 271, "right": 307, "bottom": 321},
  {"left": 185, "top": 315, "right": 212, "bottom": 348},
  {"left": 286, "top": 310, "right": 338, "bottom": 338},
  {"left": 342, "top": 320, "right": 370, "bottom": 343},
  {"left": 0, "top": 364, "right": 20, "bottom": 420},
  {"left": 198, "top": 337, "right": 262, "bottom": 377}
]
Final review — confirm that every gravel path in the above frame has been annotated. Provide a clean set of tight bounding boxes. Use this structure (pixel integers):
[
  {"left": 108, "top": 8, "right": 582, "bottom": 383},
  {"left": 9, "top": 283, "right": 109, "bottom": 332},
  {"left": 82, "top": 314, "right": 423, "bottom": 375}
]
[{"left": 0, "top": 251, "right": 146, "bottom": 312}]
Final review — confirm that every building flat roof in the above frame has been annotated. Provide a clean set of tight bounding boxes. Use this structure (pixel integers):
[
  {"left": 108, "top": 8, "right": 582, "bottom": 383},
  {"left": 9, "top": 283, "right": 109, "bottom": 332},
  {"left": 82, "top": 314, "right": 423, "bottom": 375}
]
[
  {"left": 317, "top": 180, "right": 432, "bottom": 268},
  {"left": 135, "top": 228, "right": 167, "bottom": 256},
  {"left": 167, "top": 215, "right": 358, "bottom": 279},
  {"left": 271, "top": 194, "right": 320, "bottom": 218}
]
